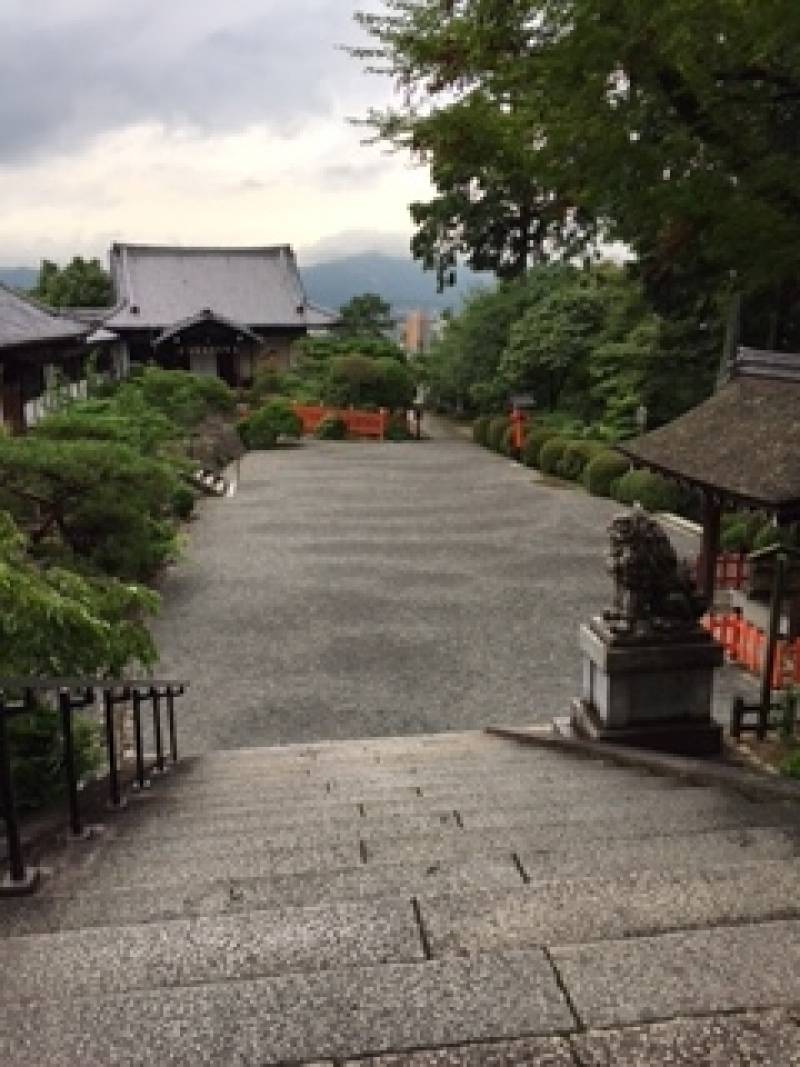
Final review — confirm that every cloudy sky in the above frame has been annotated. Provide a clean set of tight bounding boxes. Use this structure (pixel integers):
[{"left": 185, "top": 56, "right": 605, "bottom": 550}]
[{"left": 0, "top": 0, "right": 433, "bottom": 267}]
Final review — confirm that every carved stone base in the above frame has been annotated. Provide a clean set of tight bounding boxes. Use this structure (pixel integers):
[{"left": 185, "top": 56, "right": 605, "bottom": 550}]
[{"left": 571, "top": 699, "right": 723, "bottom": 757}]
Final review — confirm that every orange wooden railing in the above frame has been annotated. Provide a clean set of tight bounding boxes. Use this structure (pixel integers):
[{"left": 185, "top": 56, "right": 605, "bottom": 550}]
[
  {"left": 701, "top": 610, "right": 800, "bottom": 688},
  {"left": 292, "top": 405, "right": 389, "bottom": 439},
  {"left": 690, "top": 553, "right": 750, "bottom": 591}
]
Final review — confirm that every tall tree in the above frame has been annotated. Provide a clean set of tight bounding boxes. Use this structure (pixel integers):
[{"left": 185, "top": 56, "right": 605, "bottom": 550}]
[
  {"left": 34, "top": 256, "right": 114, "bottom": 308},
  {"left": 338, "top": 292, "right": 394, "bottom": 336}
]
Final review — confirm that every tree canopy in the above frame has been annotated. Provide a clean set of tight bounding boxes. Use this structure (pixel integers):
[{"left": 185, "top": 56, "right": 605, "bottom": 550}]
[
  {"left": 34, "top": 256, "right": 114, "bottom": 308},
  {"left": 338, "top": 292, "right": 394, "bottom": 336},
  {"left": 353, "top": 1, "right": 800, "bottom": 338}
]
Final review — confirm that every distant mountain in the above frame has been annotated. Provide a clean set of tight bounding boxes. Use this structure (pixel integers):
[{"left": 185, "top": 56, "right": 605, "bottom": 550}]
[
  {"left": 299, "top": 252, "right": 489, "bottom": 316},
  {"left": 0, "top": 267, "right": 37, "bottom": 291}
]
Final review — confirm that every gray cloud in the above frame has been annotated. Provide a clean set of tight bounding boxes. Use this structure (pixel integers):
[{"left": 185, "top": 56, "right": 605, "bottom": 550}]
[{"left": 0, "top": 0, "right": 376, "bottom": 163}]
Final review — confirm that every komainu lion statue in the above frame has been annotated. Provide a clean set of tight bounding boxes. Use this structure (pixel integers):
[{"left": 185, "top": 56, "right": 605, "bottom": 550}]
[{"left": 603, "top": 505, "right": 705, "bottom": 636}]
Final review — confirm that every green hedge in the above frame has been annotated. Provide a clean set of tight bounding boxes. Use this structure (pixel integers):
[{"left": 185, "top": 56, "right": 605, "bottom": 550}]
[
  {"left": 556, "top": 440, "right": 605, "bottom": 481},
  {"left": 472, "top": 416, "right": 491, "bottom": 446},
  {"left": 538, "top": 436, "right": 570, "bottom": 476},
  {"left": 315, "top": 415, "right": 347, "bottom": 440},
  {"left": 486, "top": 415, "right": 511, "bottom": 452},
  {"left": 521, "top": 427, "right": 559, "bottom": 468},
  {"left": 238, "top": 400, "right": 302, "bottom": 449},
  {"left": 583, "top": 450, "right": 630, "bottom": 497},
  {"left": 501, "top": 424, "right": 518, "bottom": 457},
  {"left": 612, "top": 469, "right": 683, "bottom": 512}
]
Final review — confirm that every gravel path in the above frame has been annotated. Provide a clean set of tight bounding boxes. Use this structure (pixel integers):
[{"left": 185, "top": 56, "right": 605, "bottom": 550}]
[{"left": 153, "top": 430, "right": 745, "bottom": 753}]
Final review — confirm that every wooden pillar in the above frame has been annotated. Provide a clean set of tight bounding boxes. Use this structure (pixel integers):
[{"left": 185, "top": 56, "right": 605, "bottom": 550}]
[{"left": 701, "top": 490, "right": 722, "bottom": 606}]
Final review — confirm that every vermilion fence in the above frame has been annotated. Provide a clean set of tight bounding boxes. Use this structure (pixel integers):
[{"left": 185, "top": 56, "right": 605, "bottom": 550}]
[
  {"left": 292, "top": 405, "right": 389, "bottom": 439},
  {"left": 690, "top": 553, "right": 750, "bottom": 591},
  {"left": 702, "top": 611, "right": 800, "bottom": 688}
]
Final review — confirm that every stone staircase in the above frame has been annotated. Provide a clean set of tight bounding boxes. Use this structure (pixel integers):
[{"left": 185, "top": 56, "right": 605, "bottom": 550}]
[{"left": 1, "top": 731, "right": 800, "bottom": 1064}]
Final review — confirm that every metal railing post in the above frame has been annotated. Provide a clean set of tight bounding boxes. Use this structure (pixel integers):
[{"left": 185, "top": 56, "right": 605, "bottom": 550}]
[
  {"left": 132, "top": 689, "right": 148, "bottom": 791},
  {"left": 103, "top": 689, "right": 122, "bottom": 808},
  {"left": 167, "top": 687, "right": 178, "bottom": 763},
  {"left": 152, "top": 687, "right": 165, "bottom": 774},
  {"left": 0, "top": 694, "right": 25, "bottom": 884},
  {"left": 59, "top": 689, "right": 83, "bottom": 837}
]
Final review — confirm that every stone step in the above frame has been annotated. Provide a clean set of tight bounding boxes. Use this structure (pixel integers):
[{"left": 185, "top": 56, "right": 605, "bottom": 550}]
[
  {"left": 1, "top": 856, "right": 523, "bottom": 936},
  {"left": 551, "top": 918, "right": 800, "bottom": 1029},
  {"left": 104, "top": 787, "right": 793, "bottom": 846},
  {"left": 0, "top": 950, "right": 574, "bottom": 1065},
  {"left": 417, "top": 859, "right": 800, "bottom": 955},
  {"left": 0, "top": 897, "right": 422, "bottom": 1005}
]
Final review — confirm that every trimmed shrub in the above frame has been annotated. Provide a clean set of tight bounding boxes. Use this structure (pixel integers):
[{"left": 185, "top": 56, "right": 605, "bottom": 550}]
[
  {"left": 538, "top": 436, "right": 570, "bottom": 476},
  {"left": 171, "top": 484, "right": 196, "bottom": 520},
  {"left": 238, "top": 400, "right": 302, "bottom": 449},
  {"left": 583, "top": 450, "right": 630, "bottom": 497},
  {"left": 556, "top": 440, "right": 605, "bottom": 481},
  {"left": 486, "top": 415, "right": 510, "bottom": 452},
  {"left": 612, "top": 469, "right": 683, "bottom": 513},
  {"left": 315, "top": 415, "right": 347, "bottom": 440},
  {"left": 521, "top": 427, "right": 559, "bottom": 468},
  {"left": 472, "top": 415, "right": 491, "bottom": 446}
]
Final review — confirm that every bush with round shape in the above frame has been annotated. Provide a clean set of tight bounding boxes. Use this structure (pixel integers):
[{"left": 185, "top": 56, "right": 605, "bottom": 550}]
[
  {"left": 172, "top": 484, "right": 196, "bottom": 520},
  {"left": 315, "top": 415, "right": 347, "bottom": 440},
  {"left": 538, "top": 436, "right": 570, "bottom": 476},
  {"left": 583, "top": 450, "right": 630, "bottom": 497},
  {"left": 472, "top": 416, "right": 491, "bottom": 446},
  {"left": 238, "top": 400, "right": 302, "bottom": 449},
  {"left": 720, "top": 520, "right": 750, "bottom": 553},
  {"left": 612, "top": 469, "right": 683, "bottom": 513},
  {"left": 521, "top": 427, "right": 559, "bottom": 468},
  {"left": 556, "top": 440, "right": 605, "bottom": 481},
  {"left": 486, "top": 415, "right": 510, "bottom": 452}
]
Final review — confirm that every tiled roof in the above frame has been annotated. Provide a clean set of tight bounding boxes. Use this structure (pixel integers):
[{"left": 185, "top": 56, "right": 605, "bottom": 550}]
[
  {"left": 153, "top": 309, "right": 261, "bottom": 346},
  {"left": 618, "top": 348, "right": 800, "bottom": 518},
  {"left": 105, "top": 244, "right": 310, "bottom": 330},
  {"left": 0, "top": 284, "right": 87, "bottom": 351}
]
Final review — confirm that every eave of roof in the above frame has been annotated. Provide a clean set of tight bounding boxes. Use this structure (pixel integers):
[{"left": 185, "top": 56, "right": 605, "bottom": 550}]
[
  {"left": 0, "top": 284, "right": 88, "bottom": 352},
  {"left": 618, "top": 350, "right": 800, "bottom": 518},
  {"left": 153, "top": 309, "right": 261, "bottom": 346}
]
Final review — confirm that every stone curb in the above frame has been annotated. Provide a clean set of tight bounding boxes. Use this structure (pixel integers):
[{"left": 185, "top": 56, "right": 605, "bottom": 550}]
[{"left": 484, "top": 724, "right": 800, "bottom": 803}]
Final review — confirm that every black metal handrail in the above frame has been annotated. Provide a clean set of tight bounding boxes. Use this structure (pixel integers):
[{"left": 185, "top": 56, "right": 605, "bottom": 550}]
[{"left": 0, "top": 678, "right": 188, "bottom": 896}]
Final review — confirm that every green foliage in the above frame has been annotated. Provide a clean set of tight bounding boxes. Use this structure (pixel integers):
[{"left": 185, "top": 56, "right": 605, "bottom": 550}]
[
  {"left": 538, "top": 437, "right": 570, "bottom": 477},
  {"left": 338, "top": 292, "right": 394, "bottom": 337},
  {"left": 583, "top": 451, "right": 631, "bottom": 497},
  {"left": 171, "top": 485, "right": 196, "bottom": 520},
  {"left": 612, "top": 470, "right": 683, "bottom": 513},
  {"left": 780, "top": 747, "right": 800, "bottom": 779},
  {"left": 0, "top": 511, "right": 158, "bottom": 678},
  {"left": 125, "top": 367, "right": 235, "bottom": 428},
  {"left": 34, "top": 256, "right": 113, "bottom": 308},
  {"left": 472, "top": 415, "right": 491, "bottom": 446},
  {"left": 556, "top": 440, "right": 605, "bottom": 481},
  {"left": 486, "top": 415, "right": 510, "bottom": 452},
  {"left": 719, "top": 511, "right": 771, "bottom": 553},
  {"left": 9, "top": 702, "right": 101, "bottom": 810},
  {"left": 31, "top": 403, "right": 175, "bottom": 457},
  {"left": 323, "top": 355, "right": 414, "bottom": 411},
  {"left": 239, "top": 400, "right": 302, "bottom": 449},
  {"left": 751, "top": 523, "right": 800, "bottom": 552},
  {"left": 0, "top": 436, "right": 183, "bottom": 580},
  {"left": 315, "top": 415, "right": 348, "bottom": 440},
  {"left": 520, "top": 427, "right": 559, "bottom": 468}
]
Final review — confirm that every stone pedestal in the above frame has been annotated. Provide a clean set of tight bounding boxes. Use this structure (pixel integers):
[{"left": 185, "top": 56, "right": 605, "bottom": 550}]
[{"left": 571, "top": 619, "right": 724, "bottom": 757}]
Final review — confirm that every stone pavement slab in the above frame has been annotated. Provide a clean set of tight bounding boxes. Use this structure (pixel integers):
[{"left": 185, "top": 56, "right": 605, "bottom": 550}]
[
  {"left": 571, "top": 1009, "right": 800, "bottom": 1065},
  {"left": 552, "top": 918, "right": 800, "bottom": 1028},
  {"left": 0, "top": 898, "right": 422, "bottom": 1002},
  {"left": 419, "top": 860, "right": 800, "bottom": 954},
  {"left": 0, "top": 951, "right": 575, "bottom": 1066}
]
